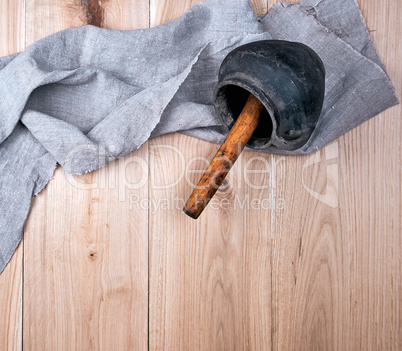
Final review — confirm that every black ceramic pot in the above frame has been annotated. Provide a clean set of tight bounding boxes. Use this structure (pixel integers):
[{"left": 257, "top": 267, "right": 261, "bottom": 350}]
[{"left": 213, "top": 40, "right": 325, "bottom": 151}]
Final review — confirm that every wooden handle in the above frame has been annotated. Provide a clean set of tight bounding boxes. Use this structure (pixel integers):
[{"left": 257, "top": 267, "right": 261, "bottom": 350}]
[{"left": 183, "top": 94, "right": 264, "bottom": 219}]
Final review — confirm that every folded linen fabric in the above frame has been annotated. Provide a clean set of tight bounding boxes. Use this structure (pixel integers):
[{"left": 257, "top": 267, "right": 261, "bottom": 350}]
[{"left": 0, "top": 0, "right": 398, "bottom": 274}]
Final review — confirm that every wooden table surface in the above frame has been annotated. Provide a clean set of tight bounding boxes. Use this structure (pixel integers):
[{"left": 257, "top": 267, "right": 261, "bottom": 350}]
[{"left": 0, "top": 0, "right": 400, "bottom": 350}]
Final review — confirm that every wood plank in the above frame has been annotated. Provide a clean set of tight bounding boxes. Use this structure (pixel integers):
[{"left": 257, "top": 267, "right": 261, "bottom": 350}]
[
  {"left": 22, "top": 0, "right": 150, "bottom": 350},
  {"left": 270, "top": 143, "right": 346, "bottom": 350},
  {"left": 148, "top": 1, "right": 271, "bottom": 350},
  {"left": 149, "top": 135, "right": 272, "bottom": 351},
  {"left": 0, "top": 0, "right": 25, "bottom": 350},
  {"left": 270, "top": 0, "right": 401, "bottom": 349},
  {"left": 344, "top": 0, "right": 401, "bottom": 348}
]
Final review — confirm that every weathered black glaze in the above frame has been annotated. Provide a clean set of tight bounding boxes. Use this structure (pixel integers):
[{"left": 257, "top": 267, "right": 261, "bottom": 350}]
[{"left": 213, "top": 40, "right": 325, "bottom": 151}]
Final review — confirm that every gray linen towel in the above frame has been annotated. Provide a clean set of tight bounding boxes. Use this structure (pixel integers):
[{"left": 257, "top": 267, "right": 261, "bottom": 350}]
[{"left": 0, "top": 0, "right": 398, "bottom": 274}]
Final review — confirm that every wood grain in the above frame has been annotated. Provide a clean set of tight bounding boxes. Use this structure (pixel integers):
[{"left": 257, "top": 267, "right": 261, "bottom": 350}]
[
  {"left": 22, "top": 0, "right": 150, "bottom": 350},
  {"left": 0, "top": 1, "right": 25, "bottom": 350}
]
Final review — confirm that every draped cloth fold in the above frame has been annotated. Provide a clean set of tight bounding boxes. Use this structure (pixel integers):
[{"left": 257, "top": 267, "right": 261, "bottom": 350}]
[{"left": 0, "top": 0, "right": 398, "bottom": 273}]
